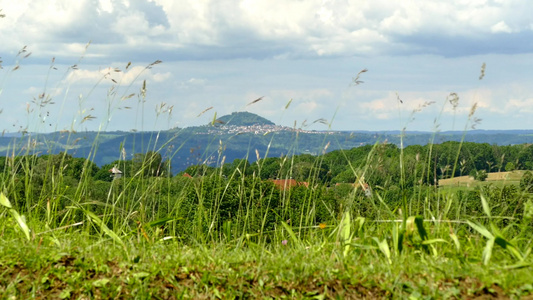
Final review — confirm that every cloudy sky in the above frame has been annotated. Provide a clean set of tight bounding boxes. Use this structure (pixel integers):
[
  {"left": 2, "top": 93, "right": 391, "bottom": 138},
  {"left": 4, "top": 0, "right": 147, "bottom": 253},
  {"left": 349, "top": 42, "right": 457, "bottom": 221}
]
[{"left": 0, "top": 0, "right": 532, "bottom": 133}]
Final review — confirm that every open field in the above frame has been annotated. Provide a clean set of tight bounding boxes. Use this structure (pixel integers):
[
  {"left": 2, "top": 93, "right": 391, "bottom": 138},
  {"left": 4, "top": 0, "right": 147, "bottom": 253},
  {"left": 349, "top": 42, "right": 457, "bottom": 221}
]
[{"left": 439, "top": 171, "right": 525, "bottom": 188}]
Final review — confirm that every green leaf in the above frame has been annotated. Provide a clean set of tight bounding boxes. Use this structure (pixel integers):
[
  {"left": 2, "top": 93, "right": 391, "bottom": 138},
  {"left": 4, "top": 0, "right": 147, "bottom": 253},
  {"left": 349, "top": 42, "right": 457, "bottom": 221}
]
[
  {"left": 92, "top": 278, "right": 110, "bottom": 287},
  {"left": 494, "top": 235, "right": 523, "bottom": 261},
  {"left": 375, "top": 193, "right": 392, "bottom": 215},
  {"left": 405, "top": 216, "right": 416, "bottom": 236},
  {"left": 354, "top": 216, "right": 365, "bottom": 236},
  {"left": 467, "top": 221, "right": 494, "bottom": 240},
  {"left": 0, "top": 192, "right": 12, "bottom": 208},
  {"left": 443, "top": 196, "right": 453, "bottom": 219},
  {"left": 373, "top": 237, "right": 392, "bottom": 264},
  {"left": 145, "top": 217, "right": 176, "bottom": 228},
  {"left": 133, "top": 272, "right": 150, "bottom": 279},
  {"left": 340, "top": 211, "right": 351, "bottom": 243},
  {"left": 414, "top": 215, "right": 428, "bottom": 241},
  {"left": 480, "top": 194, "right": 491, "bottom": 218},
  {"left": 502, "top": 262, "right": 532, "bottom": 270},
  {"left": 340, "top": 211, "right": 351, "bottom": 257},
  {"left": 482, "top": 237, "right": 495, "bottom": 265},
  {"left": 84, "top": 210, "right": 124, "bottom": 247},
  {"left": 421, "top": 239, "right": 448, "bottom": 245},
  {"left": 392, "top": 223, "right": 404, "bottom": 255},
  {"left": 9, "top": 210, "right": 30, "bottom": 241},
  {"left": 450, "top": 231, "right": 461, "bottom": 252},
  {"left": 59, "top": 289, "right": 72, "bottom": 299},
  {"left": 280, "top": 221, "right": 299, "bottom": 246},
  {"left": 158, "top": 236, "right": 177, "bottom": 242}
]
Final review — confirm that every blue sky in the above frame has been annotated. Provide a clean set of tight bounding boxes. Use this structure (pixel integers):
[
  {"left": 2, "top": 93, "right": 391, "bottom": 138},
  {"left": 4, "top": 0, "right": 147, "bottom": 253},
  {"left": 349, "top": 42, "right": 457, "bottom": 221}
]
[{"left": 1, "top": 0, "right": 532, "bottom": 133}]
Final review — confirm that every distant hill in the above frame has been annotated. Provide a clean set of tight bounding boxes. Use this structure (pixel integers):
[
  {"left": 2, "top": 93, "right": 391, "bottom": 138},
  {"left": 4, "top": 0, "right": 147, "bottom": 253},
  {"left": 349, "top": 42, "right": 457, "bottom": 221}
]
[
  {"left": 215, "top": 111, "right": 275, "bottom": 126},
  {"left": 2, "top": 111, "right": 533, "bottom": 173}
]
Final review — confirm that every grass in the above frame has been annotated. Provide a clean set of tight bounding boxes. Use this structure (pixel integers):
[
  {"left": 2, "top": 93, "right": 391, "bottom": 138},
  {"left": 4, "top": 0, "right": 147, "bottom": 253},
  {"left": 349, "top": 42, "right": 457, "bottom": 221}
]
[
  {"left": 2, "top": 222, "right": 533, "bottom": 299},
  {"left": 1, "top": 50, "right": 533, "bottom": 298}
]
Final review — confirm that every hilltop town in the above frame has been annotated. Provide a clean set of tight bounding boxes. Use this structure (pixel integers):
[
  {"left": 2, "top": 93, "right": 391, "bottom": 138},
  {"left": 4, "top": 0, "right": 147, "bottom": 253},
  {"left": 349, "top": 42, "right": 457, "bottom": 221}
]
[{"left": 199, "top": 124, "right": 335, "bottom": 135}]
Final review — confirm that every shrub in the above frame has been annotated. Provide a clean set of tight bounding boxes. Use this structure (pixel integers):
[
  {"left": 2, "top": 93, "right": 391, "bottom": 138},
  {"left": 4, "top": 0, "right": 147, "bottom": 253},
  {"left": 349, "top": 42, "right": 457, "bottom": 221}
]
[
  {"left": 470, "top": 169, "right": 488, "bottom": 181},
  {"left": 520, "top": 171, "right": 533, "bottom": 193}
]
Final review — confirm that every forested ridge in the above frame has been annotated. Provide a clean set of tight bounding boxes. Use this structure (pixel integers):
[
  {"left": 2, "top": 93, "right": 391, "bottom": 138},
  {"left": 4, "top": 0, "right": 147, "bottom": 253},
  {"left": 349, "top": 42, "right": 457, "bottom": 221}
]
[{"left": 3, "top": 141, "right": 533, "bottom": 185}]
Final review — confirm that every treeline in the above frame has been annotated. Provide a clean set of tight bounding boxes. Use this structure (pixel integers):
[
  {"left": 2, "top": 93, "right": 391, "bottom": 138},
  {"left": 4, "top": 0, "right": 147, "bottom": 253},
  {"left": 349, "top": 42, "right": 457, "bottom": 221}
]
[
  {"left": 182, "top": 141, "right": 533, "bottom": 188},
  {"left": 1, "top": 141, "right": 533, "bottom": 242},
  {"left": 2, "top": 141, "right": 533, "bottom": 189}
]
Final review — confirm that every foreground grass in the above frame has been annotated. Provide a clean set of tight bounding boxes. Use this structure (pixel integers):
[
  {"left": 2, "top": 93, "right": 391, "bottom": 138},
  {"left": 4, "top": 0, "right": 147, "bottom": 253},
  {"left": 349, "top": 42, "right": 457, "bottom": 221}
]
[{"left": 2, "top": 228, "right": 533, "bottom": 299}]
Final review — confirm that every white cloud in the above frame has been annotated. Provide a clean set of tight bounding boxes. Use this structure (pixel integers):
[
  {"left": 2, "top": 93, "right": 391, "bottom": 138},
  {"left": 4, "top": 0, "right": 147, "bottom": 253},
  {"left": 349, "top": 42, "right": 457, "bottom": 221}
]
[
  {"left": 294, "top": 100, "right": 320, "bottom": 115},
  {"left": 504, "top": 97, "right": 533, "bottom": 113},
  {"left": 491, "top": 21, "right": 513, "bottom": 33},
  {"left": 270, "top": 89, "right": 333, "bottom": 101},
  {"left": 1, "top": 0, "right": 531, "bottom": 60},
  {"left": 66, "top": 66, "right": 171, "bottom": 85},
  {"left": 178, "top": 78, "right": 207, "bottom": 89},
  {"left": 98, "top": 0, "right": 114, "bottom": 14}
]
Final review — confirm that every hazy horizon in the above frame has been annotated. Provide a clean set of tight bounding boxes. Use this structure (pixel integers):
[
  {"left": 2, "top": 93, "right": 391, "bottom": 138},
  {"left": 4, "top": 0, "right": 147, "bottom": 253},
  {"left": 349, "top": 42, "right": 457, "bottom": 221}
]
[{"left": 2, "top": 108, "right": 533, "bottom": 135}]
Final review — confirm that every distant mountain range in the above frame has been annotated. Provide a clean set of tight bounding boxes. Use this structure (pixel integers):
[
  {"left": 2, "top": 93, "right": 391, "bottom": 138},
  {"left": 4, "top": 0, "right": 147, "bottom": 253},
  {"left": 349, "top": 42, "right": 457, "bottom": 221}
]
[{"left": 2, "top": 111, "right": 533, "bottom": 173}]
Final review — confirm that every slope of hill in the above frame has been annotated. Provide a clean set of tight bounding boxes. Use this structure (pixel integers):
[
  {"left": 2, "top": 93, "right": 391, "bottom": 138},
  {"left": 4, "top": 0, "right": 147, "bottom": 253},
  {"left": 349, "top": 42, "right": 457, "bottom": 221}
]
[{"left": 215, "top": 111, "right": 275, "bottom": 126}]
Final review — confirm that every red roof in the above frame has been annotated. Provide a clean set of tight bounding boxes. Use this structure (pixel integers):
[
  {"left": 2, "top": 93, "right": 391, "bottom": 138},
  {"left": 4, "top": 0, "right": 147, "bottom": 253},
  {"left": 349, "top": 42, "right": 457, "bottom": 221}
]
[{"left": 270, "top": 179, "right": 308, "bottom": 190}]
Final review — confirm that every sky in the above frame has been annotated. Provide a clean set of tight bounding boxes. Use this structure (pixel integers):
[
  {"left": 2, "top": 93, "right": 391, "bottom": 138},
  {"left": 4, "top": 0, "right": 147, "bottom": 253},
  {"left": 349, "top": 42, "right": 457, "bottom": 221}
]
[{"left": 0, "top": 0, "right": 532, "bottom": 133}]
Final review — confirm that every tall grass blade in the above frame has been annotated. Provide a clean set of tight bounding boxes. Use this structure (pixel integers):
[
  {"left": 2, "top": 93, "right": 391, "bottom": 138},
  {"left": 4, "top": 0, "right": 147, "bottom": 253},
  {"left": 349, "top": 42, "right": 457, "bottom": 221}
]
[
  {"left": 482, "top": 237, "right": 495, "bottom": 265},
  {"left": 354, "top": 216, "right": 365, "bottom": 237},
  {"left": 84, "top": 210, "right": 125, "bottom": 247},
  {"left": 467, "top": 221, "right": 494, "bottom": 240},
  {"left": 280, "top": 221, "right": 299, "bottom": 246},
  {"left": 373, "top": 237, "right": 392, "bottom": 264},
  {"left": 494, "top": 236, "right": 523, "bottom": 261},
  {"left": 10, "top": 210, "right": 31, "bottom": 241},
  {"left": 421, "top": 239, "right": 448, "bottom": 245},
  {"left": 0, "top": 192, "right": 13, "bottom": 209},
  {"left": 1, "top": 193, "right": 31, "bottom": 240},
  {"left": 341, "top": 211, "right": 351, "bottom": 257},
  {"left": 392, "top": 223, "right": 404, "bottom": 255},
  {"left": 414, "top": 215, "right": 428, "bottom": 241},
  {"left": 450, "top": 231, "right": 461, "bottom": 252},
  {"left": 481, "top": 194, "right": 491, "bottom": 218}
]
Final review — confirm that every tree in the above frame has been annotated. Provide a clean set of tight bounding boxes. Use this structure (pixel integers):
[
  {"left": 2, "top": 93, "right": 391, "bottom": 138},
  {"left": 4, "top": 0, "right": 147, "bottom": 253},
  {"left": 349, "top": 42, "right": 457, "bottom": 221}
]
[
  {"left": 131, "top": 151, "right": 170, "bottom": 177},
  {"left": 223, "top": 158, "right": 251, "bottom": 178},
  {"left": 505, "top": 162, "right": 515, "bottom": 172}
]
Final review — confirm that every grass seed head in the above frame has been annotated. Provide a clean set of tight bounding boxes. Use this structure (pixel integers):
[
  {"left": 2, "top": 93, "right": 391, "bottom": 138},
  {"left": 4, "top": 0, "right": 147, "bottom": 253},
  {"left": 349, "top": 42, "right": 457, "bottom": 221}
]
[{"left": 479, "top": 62, "right": 486, "bottom": 80}]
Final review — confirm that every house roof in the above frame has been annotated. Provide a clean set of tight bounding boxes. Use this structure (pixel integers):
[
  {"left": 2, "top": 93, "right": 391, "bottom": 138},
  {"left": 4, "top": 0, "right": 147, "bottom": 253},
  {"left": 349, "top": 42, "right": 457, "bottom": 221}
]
[
  {"left": 109, "top": 166, "right": 122, "bottom": 174},
  {"left": 270, "top": 179, "right": 308, "bottom": 190}
]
